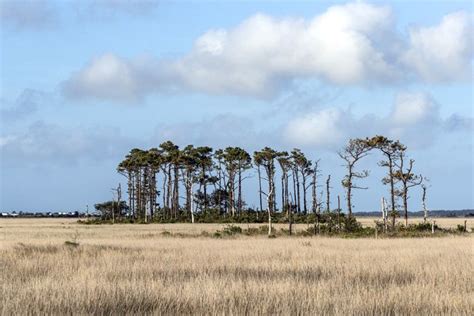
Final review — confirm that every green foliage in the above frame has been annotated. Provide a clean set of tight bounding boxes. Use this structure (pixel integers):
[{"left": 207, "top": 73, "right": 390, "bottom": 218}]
[
  {"left": 457, "top": 224, "right": 467, "bottom": 233},
  {"left": 222, "top": 225, "right": 242, "bottom": 235}
]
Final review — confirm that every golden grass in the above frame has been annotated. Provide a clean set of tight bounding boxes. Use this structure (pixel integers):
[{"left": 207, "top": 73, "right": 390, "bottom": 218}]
[{"left": 1, "top": 218, "right": 473, "bottom": 315}]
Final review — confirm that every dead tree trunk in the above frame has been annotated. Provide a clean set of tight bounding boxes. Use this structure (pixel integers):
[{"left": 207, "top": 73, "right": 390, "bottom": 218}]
[
  {"left": 422, "top": 185, "right": 429, "bottom": 223},
  {"left": 326, "top": 175, "right": 331, "bottom": 212}
]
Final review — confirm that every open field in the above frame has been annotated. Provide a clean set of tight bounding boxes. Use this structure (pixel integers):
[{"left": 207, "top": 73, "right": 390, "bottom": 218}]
[
  {"left": 0, "top": 217, "right": 472, "bottom": 246},
  {"left": 1, "top": 218, "right": 473, "bottom": 315}
]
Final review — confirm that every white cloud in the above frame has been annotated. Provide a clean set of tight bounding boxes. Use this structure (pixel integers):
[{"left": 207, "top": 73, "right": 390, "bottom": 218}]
[
  {"left": 62, "top": 2, "right": 398, "bottom": 100},
  {"left": 171, "top": 2, "right": 397, "bottom": 96},
  {"left": 62, "top": 4, "right": 473, "bottom": 101},
  {"left": 402, "top": 11, "right": 473, "bottom": 82},
  {"left": 283, "top": 108, "right": 351, "bottom": 148},
  {"left": 283, "top": 92, "right": 472, "bottom": 149},
  {"left": 390, "top": 93, "right": 440, "bottom": 126},
  {"left": 62, "top": 54, "right": 145, "bottom": 102}
]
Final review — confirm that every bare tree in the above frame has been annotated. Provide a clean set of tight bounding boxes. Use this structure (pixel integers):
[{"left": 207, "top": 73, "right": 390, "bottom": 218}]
[
  {"left": 421, "top": 178, "right": 430, "bottom": 223},
  {"left": 311, "top": 159, "right": 321, "bottom": 214},
  {"left": 339, "top": 139, "right": 371, "bottom": 217},
  {"left": 326, "top": 175, "right": 331, "bottom": 212},
  {"left": 393, "top": 151, "right": 423, "bottom": 226}
]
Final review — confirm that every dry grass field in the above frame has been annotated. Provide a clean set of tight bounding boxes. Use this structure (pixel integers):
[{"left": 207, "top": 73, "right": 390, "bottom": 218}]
[{"left": 1, "top": 218, "right": 473, "bottom": 315}]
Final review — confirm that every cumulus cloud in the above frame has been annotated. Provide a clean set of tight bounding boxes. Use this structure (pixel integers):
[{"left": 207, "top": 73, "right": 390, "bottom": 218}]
[
  {"left": 0, "top": 0, "right": 58, "bottom": 30},
  {"left": 283, "top": 92, "right": 472, "bottom": 149},
  {"left": 283, "top": 108, "right": 353, "bottom": 148},
  {"left": 402, "top": 12, "right": 473, "bottom": 82},
  {"left": 61, "top": 53, "right": 173, "bottom": 102},
  {"left": 62, "top": 54, "right": 142, "bottom": 102},
  {"left": 61, "top": 3, "right": 473, "bottom": 101},
  {"left": 171, "top": 3, "right": 397, "bottom": 96}
]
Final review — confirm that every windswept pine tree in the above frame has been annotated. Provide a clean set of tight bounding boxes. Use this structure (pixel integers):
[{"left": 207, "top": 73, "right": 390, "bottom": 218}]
[
  {"left": 339, "top": 139, "right": 371, "bottom": 217},
  {"left": 253, "top": 147, "right": 281, "bottom": 235},
  {"left": 393, "top": 150, "right": 423, "bottom": 226},
  {"left": 366, "top": 136, "right": 406, "bottom": 217}
]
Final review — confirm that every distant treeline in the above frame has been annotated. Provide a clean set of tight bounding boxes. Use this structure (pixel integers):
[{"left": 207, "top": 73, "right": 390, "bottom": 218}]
[
  {"left": 0, "top": 211, "right": 86, "bottom": 218},
  {"left": 2, "top": 209, "right": 472, "bottom": 219},
  {"left": 353, "top": 210, "right": 474, "bottom": 217}
]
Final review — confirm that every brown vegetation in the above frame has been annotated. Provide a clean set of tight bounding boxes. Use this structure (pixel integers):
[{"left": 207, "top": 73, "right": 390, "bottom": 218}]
[{"left": 1, "top": 218, "right": 473, "bottom": 315}]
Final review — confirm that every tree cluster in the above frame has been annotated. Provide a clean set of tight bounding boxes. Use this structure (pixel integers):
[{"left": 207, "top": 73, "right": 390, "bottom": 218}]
[{"left": 112, "top": 135, "right": 425, "bottom": 229}]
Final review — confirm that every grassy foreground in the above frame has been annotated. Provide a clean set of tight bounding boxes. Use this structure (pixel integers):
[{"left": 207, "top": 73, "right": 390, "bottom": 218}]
[{"left": 1, "top": 218, "right": 473, "bottom": 315}]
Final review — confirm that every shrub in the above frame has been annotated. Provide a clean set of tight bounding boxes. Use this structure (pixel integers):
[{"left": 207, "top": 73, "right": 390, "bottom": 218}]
[
  {"left": 64, "top": 240, "right": 79, "bottom": 247},
  {"left": 223, "top": 225, "right": 242, "bottom": 235}
]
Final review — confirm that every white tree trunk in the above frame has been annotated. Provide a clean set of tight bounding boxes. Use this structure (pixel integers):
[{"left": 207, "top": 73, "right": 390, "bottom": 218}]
[{"left": 190, "top": 182, "right": 195, "bottom": 224}]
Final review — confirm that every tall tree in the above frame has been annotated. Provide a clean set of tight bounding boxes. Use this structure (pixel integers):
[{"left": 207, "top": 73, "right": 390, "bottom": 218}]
[
  {"left": 326, "top": 175, "right": 331, "bottom": 212},
  {"left": 393, "top": 151, "right": 423, "bottom": 226},
  {"left": 366, "top": 136, "right": 406, "bottom": 215},
  {"left": 146, "top": 148, "right": 162, "bottom": 219},
  {"left": 236, "top": 149, "right": 252, "bottom": 215},
  {"left": 277, "top": 152, "right": 291, "bottom": 216},
  {"left": 195, "top": 146, "right": 213, "bottom": 212},
  {"left": 160, "top": 141, "right": 180, "bottom": 218},
  {"left": 339, "top": 139, "right": 371, "bottom": 217},
  {"left": 254, "top": 155, "right": 264, "bottom": 213},
  {"left": 254, "top": 147, "right": 280, "bottom": 236},
  {"left": 221, "top": 147, "right": 251, "bottom": 217},
  {"left": 214, "top": 149, "right": 227, "bottom": 214},
  {"left": 117, "top": 151, "right": 135, "bottom": 218},
  {"left": 311, "top": 159, "right": 321, "bottom": 214},
  {"left": 290, "top": 149, "right": 303, "bottom": 213},
  {"left": 421, "top": 180, "right": 430, "bottom": 223},
  {"left": 180, "top": 145, "right": 198, "bottom": 216}
]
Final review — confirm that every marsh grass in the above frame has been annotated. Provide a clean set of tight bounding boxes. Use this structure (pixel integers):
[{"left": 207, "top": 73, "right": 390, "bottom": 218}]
[{"left": 1, "top": 218, "right": 473, "bottom": 315}]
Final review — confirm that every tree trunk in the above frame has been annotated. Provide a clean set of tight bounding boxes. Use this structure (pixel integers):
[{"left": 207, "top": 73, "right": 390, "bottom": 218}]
[
  {"left": 388, "top": 158, "right": 396, "bottom": 213},
  {"left": 312, "top": 166, "right": 317, "bottom": 213},
  {"left": 422, "top": 186, "right": 428, "bottom": 222},
  {"left": 257, "top": 165, "right": 263, "bottom": 212},
  {"left": 173, "top": 165, "right": 179, "bottom": 218},
  {"left": 161, "top": 170, "right": 167, "bottom": 215},
  {"left": 281, "top": 175, "right": 285, "bottom": 215},
  {"left": 326, "top": 175, "right": 331, "bottom": 212},
  {"left": 295, "top": 168, "right": 301, "bottom": 213},
  {"left": 403, "top": 185, "right": 408, "bottom": 226},
  {"left": 229, "top": 171, "right": 236, "bottom": 217},
  {"left": 302, "top": 174, "right": 307, "bottom": 214},
  {"left": 238, "top": 168, "right": 242, "bottom": 216},
  {"left": 167, "top": 165, "right": 172, "bottom": 214}
]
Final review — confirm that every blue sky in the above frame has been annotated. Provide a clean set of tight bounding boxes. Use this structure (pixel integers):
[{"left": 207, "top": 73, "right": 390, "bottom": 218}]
[{"left": 0, "top": 0, "right": 473, "bottom": 212}]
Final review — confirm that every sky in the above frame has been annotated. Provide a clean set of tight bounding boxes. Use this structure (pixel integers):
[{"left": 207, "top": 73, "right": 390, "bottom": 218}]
[{"left": 0, "top": 0, "right": 473, "bottom": 213}]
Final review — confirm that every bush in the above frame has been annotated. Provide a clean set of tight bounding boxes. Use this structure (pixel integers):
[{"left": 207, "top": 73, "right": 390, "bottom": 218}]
[
  {"left": 64, "top": 240, "right": 79, "bottom": 247},
  {"left": 457, "top": 224, "right": 467, "bottom": 233},
  {"left": 223, "top": 225, "right": 242, "bottom": 235}
]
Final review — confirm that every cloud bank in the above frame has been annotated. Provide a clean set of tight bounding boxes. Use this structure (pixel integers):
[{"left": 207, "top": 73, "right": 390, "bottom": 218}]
[
  {"left": 283, "top": 92, "right": 472, "bottom": 150},
  {"left": 61, "top": 2, "right": 473, "bottom": 101}
]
